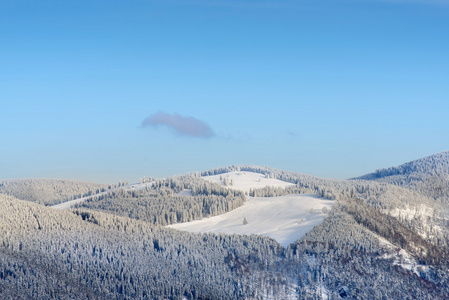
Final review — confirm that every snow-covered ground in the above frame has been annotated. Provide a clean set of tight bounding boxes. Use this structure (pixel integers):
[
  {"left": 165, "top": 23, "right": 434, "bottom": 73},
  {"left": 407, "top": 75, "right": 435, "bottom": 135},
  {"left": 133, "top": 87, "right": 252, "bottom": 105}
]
[
  {"left": 377, "top": 236, "right": 429, "bottom": 277},
  {"left": 169, "top": 194, "right": 333, "bottom": 247},
  {"left": 389, "top": 204, "right": 443, "bottom": 240},
  {"left": 169, "top": 171, "right": 334, "bottom": 247},
  {"left": 177, "top": 189, "right": 193, "bottom": 196},
  {"left": 51, "top": 193, "right": 106, "bottom": 210},
  {"left": 203, "top": 171, "right": 295, "bottom": 193},
  {"left": 390, "top": 205, "right": 434, "bottom": 221}
]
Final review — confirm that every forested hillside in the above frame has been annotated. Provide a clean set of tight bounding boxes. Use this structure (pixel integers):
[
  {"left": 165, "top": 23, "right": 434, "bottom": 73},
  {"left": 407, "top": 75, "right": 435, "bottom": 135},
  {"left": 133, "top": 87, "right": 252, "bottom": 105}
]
[
  {"left": 2, "top": 191, "right": 448, "bottom": 299},
  {"left": 0, "top": 193, "right": 294, "bottom": 299},
  {"left": 75, "top": 176, "right": 245, "bottom": 225},
  {"left": 0, "top": 179, "right": 110, "bottom": 206},
  {"left": 2, "top": 156, "right": 449, "bottom": 299},
  {"left": 354, "top": 151, "right": 449, "bottom": 203}
]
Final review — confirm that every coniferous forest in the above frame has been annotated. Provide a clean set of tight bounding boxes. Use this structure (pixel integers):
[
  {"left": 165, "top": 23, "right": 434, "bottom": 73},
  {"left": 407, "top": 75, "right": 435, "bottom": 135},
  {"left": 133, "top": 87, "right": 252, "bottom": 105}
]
[{"left": 1, "top": 151, "right": 449, "bottom": 299}]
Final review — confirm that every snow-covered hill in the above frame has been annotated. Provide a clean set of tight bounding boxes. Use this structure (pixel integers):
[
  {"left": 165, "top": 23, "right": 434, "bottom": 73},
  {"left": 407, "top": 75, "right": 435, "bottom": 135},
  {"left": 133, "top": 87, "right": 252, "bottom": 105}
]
[
  {"left": 354, "top": 151, "right": 449, "bottom": 180},
  {"left": 3, "top": 160, "right": 449, "bottom": 299},
  {"left": 0, "top": 178, "right": 109, "bottom": 206},
  {"left": 169, "top": 171, "right": 334, "bottom": 247},
  {"left": 353, "top": 151, "right": 449, "bottom": 203}
]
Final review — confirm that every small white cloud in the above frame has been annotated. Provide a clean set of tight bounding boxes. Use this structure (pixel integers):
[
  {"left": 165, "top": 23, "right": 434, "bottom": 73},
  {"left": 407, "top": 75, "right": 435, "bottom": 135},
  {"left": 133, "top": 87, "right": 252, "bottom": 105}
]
[{"left": 141, "top": 112, "right": 215, "bottom": 139}]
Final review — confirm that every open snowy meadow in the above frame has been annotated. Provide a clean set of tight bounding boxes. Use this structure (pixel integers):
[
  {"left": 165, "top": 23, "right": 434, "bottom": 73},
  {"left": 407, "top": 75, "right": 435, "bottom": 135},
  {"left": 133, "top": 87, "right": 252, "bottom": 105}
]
[{"left": 169, "top": 171, "right": 334, "bottom": 247}]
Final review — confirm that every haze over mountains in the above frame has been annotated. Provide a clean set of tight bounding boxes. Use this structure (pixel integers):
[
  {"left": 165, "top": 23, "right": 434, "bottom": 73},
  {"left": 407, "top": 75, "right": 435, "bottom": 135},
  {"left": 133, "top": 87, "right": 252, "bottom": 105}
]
[{"left": 1, "top": 151, "right": 449, "bottom": 299}]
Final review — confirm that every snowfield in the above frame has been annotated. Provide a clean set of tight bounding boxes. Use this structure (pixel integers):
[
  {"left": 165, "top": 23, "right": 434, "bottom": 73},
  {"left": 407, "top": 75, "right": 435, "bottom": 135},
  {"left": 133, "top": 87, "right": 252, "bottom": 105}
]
[
  {"left": 169, "top": 171, "right": 334, "bottom": 247},
  {"left": 202, "top": 171, "right": 295, "bottom": 193},
  {"left": 169, "top": 194, "right": 333, "bottom": 247}
]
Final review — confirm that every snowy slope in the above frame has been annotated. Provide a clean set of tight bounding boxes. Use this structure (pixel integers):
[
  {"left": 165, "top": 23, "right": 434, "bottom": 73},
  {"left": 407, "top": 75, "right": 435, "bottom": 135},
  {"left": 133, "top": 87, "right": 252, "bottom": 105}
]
[
  {"left": 51, "top": 193, "right": 106, "bottom": 209},
  {"left": 169, "top": 171, "right": 334, "bottom": 247},
  {"left": 203, "top": 171, "right": 295, "bottom": 193},
  {"left": 169, "top": 194, "right": 333, "bottom": 247}
]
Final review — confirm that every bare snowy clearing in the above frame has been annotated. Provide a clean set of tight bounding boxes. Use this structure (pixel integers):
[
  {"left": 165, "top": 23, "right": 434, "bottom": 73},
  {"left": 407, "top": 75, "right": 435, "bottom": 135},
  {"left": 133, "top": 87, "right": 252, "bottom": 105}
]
[
  {"left": 377, "top": 236, "right": 429, "bottom": 277},
  {"left": 202, "top": 171, "right": 295, "bottom": 193},
  {"left": 177, "top": 189, "right": 193, "bottom": 196},
  {"left": 169, "top": 194, "right": 334, "bottom": 247}
]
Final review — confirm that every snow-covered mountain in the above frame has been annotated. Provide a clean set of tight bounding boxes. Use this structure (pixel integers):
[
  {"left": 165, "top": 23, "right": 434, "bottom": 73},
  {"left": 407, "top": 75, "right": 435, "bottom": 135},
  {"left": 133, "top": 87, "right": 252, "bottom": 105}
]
[
  {"left": 355, "top": 151, "right": 449, "bottom": 180},
  {"left": 1, "top": 153, "right": 449, "bottom": 299},
  {"left": 354, "top": 151, "right": 449, "bottom": 203}
]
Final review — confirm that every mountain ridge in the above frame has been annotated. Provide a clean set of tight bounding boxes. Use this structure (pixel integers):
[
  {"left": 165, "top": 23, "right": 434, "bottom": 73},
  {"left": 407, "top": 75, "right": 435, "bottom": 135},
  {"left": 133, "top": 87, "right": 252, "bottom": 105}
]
[
  {"left": 353, "top": 150, "right": 449, "bottom": 204},
  {"left": 354, "top": 150, "right": 449, "bottom": 180}
]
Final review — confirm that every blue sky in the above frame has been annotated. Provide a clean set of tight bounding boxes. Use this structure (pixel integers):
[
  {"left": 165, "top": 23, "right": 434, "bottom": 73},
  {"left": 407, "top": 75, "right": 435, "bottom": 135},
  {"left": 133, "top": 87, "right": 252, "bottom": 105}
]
[{"left": 1, "top": 0, "right": 448, "bottom": 183}]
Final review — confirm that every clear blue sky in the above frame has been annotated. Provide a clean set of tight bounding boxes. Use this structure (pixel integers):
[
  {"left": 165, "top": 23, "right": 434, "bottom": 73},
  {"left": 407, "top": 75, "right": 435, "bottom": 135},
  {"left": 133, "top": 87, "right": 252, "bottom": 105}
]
[{"left": 1, "top": 0, "right": 448, "bottom": 183}]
